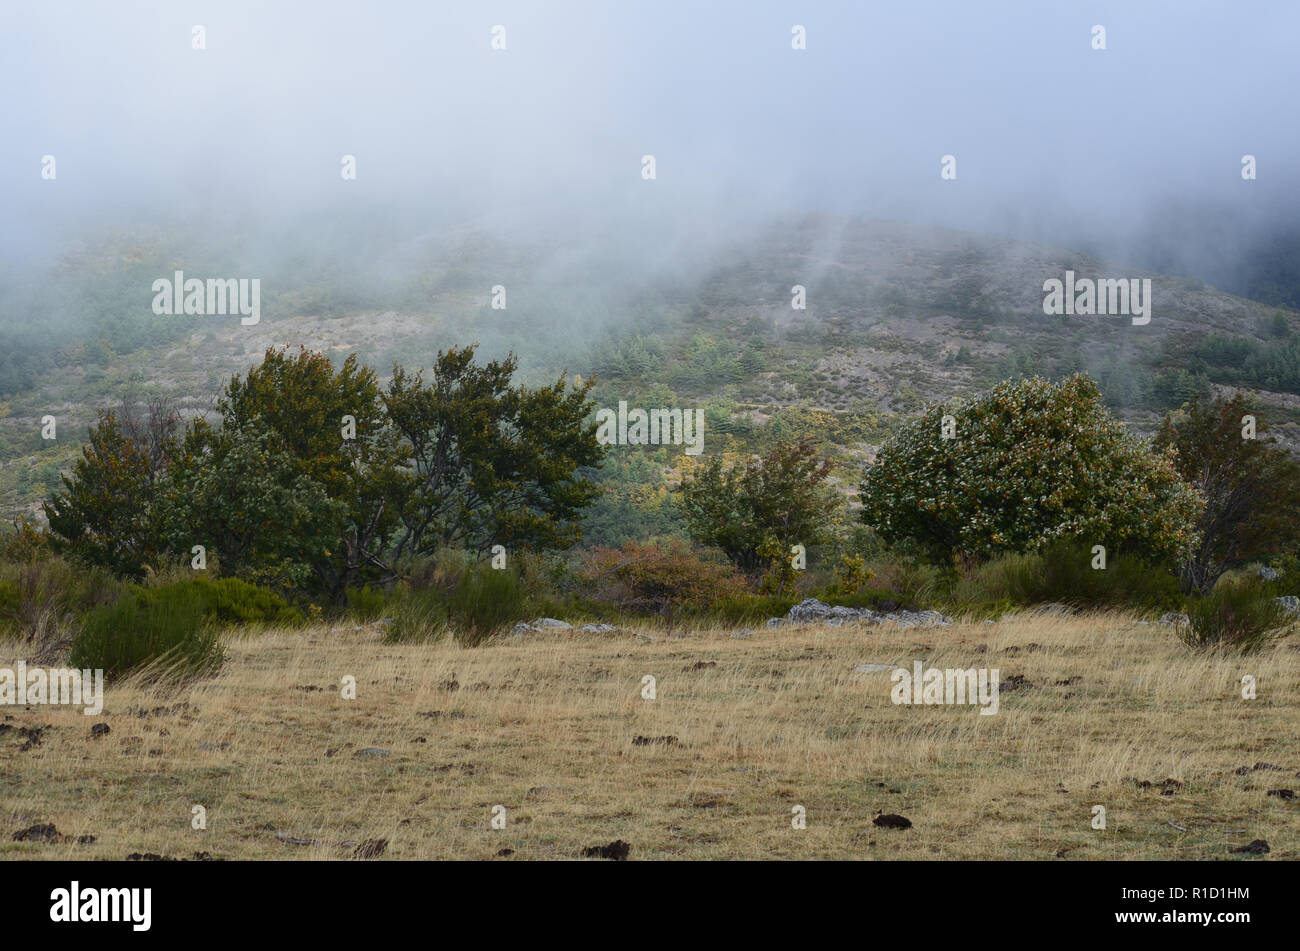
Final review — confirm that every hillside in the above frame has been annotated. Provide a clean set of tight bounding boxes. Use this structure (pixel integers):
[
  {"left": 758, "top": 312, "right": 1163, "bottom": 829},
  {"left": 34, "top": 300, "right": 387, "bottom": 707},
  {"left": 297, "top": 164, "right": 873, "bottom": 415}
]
[{"left": 4, "top": 215, "right": 1298, "bottom": 542}]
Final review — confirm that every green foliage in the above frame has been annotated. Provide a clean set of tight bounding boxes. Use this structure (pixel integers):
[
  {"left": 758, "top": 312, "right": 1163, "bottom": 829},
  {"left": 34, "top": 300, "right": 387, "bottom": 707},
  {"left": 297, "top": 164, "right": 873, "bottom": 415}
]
[
  {"left": 44, "top": 405, "right": 178, "bottom": 579},
  {"left": 0, "top": 555, "right": 124, "bottom": 650},
  {"left": 135, "top": 577, "right": 303, "bottom": 628},
  {"left": 1189, "top": 333, "right": 1300, "bottom": 396},
  {"left": 161, "top": 421, "right": 348, "bottom": 589},
  {"left": 445, "top": 563, "right": 529, "bottom": 645},
  {"left": 946, "top": 543, "right": 1182, "bottom": 613},
  {"left": 382, "top": 586, "right": 450, "bottom": 644},
  {"left": 860, "top": 375, "right": 1203, "bottom": 566},
  {"left": 345, "top": 585, "right": 387, "bottom": 622},
  {"left": 44, "top": 346, "right": 605, "bottom": 602},
  {"left": 384, "top": 346, "right": 605, "bottom": 560},
  {"left": 679, "top": 438, "right": 839, "bottom": 572},
  {"left": 1154, "top": 392, "right": 1300, "bottom": 591},
  {"left": 1182, "top": 582, "right": 1291, "bottom": 654},
  {"left": 70, "top": 586, "right": 224, "bottom": 681}
]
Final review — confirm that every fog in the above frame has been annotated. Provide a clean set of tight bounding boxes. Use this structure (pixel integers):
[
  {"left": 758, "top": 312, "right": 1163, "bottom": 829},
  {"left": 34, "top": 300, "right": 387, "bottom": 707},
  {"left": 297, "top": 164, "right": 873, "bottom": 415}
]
[{"left": 2, "top": 0, "right": 1297, "bottom": 300}]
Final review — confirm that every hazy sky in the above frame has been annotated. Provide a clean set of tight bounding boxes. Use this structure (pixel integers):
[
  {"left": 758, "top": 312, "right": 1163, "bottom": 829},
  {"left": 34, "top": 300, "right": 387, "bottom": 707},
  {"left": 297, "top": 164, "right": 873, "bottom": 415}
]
[{"left": 2, "top": 0, "right": 1297, "bottom": 268}]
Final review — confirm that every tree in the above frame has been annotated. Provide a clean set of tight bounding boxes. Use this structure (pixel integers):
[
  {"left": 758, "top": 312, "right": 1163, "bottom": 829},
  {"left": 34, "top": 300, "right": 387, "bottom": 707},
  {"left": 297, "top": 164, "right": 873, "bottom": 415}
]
[
  {"left": 1154, "top": 392, "right": 1300, "bottom": 591},
  {"left": 44, "top": 400, "right": 180, "bottom": 578},
  {"left": 384, "top": 346, "right": 605, "bottom": 558},
  {"left": 159, "top": 420, "right": 348, "bottom": 589},
  {"left": 860, "top": 375, "right": 1202, "bottom": 566},
  {"left": 215, "top": 347, "right": 407, "bottom": 597},
  {"left": 678, "top": 437, "right": 838, "bottom": 573}
]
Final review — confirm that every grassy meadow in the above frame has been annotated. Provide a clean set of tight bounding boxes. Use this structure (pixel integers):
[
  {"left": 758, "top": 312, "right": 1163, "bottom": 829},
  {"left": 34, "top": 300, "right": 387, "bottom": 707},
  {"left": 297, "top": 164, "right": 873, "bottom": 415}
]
[{"left": 4, "top": 611, "right": 1297, "bottom": 861}]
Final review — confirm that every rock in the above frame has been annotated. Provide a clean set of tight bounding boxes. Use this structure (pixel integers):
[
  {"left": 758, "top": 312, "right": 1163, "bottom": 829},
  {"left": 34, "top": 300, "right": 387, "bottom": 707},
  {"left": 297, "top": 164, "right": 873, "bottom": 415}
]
[
  {"left": 1273, "top": 595, "right": 1299, "bottom": 615},
  {"left": 788, "top": 598, "right": 867, "bottom": 623},
  {"left": 509, "top": 622, "right": 537, "bottom": 637},
  {"left": 355, "top": 747, "right": 390, "bottom": 759},
  {"left": 1266, "top": 788, "right": 1295, "bottom": 800},
  {"left": 578, "top": 623, "right": 619, "bottom": 633},
  {"left": 872, "top": 813, "right": 913, "bottom": 829},
  {"left": 1231, "top": 839, "right": 1270, "bottom": 854},
  {"left": 765, "top": 617, "right": 785, "bottom": 627},
  {"left": 533, "top": 618, "right": 572, "bottom": 629},
  {"left": 982, "top": 619, "right": 995, "bottom": 625},
  {"left": 1258, "top": 566, "right": 1280, "bottom": 581},
  {"left": 783, "top": 597, "right": 951, "bottom": 629},
  {"left": 275, "top": 832, "right": 320, "bottom": 846},
  {"left": 731, "top": 629, "right": 754, "bottom": 638},
  {"left": 90, "top": 723, "right": 110, "bottom": 738},
  {"left": 581, "top": 840, "right": 630, "bottom": 860},
  {"left": 1158, "top": 612, "right": 1190, "bottom": 626}
]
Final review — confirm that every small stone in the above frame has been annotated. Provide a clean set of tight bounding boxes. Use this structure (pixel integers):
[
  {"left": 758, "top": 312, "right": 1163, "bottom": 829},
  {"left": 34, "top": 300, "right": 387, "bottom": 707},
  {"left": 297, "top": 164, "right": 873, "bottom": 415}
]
[
  {"left": 90, "top": 723, "right": 110, "bottom": 738},
  {"left": 1231, "top": 839, "right": 1270, "bottom": 854},
  {"left": 355, "top": 747, "right": 390, "bottom": 759}
]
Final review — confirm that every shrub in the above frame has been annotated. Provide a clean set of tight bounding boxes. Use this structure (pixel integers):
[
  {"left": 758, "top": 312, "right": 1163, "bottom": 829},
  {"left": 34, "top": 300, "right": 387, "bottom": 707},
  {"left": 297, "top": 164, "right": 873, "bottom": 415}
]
[
  {"left": 446, "top": 562, "right": 528, "bottom": 645},
  {"left": 679, "top": 438, "right": 839, "bottom": 572},
  {"left": 860, "top": 375, "right": 1202, "bottom": 566},
  {"left": 345, "top": 585, "right": 387, "bottom": 621},
  {"left": 0, "top": 556, "right": 124, "bottom": 658},
  {"left": 71, "top": 587, "right": 224, "bottom": 681},
  {"left": 1182, "top": 582, "right": 1292, "bottom": 653},
  {"left": 382, "top": 586, "right": 450, "bottom": 644},
  {"left": 581, "top": 541, "right": 748, "bottom": 618},
  {"left": 946, "top": 543, "right": 1181, "bottom": 612},
  {"left": 1154, "top": 392, "right": 1300, "bottom": 591},
  {"left": 133, "top": 577, "right": 302, "bottom": 628}
]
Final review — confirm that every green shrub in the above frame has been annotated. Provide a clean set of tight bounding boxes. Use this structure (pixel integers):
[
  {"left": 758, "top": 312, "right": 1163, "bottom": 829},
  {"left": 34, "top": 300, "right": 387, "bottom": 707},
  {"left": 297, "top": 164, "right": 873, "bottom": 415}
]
[
  {"left": 1182, "top": 582, "right": 1292, "bottom": 653},
  {"left": 943, "top": 543, "right": 1180, "bottom": 613},
  {"left": 136, "top": 577, "right": 303, "bottom": 628},
  {"left": 447, "top": 563, "right": 528, "bottom": 645},
  {"left": 0, "top": 556, "right": 124, "bottom": 654},
  {"left": 382, "top": 586, "right": 450, "bottom": 644},
  {"left": 860, "top": 375, "right": 1202, "bottom": 566},
  {"left": 71, "top": 587, "right": 224, "bottom": 681},
  {"left": 345, "top": 584, "right": 387, "bottom": 621}
]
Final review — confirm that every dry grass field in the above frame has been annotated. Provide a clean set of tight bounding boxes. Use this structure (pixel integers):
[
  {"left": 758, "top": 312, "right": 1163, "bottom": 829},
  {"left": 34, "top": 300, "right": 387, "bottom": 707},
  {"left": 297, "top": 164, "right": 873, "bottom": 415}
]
[{"left": 3, "top": 612, "right": 1298, "bottom": 860}]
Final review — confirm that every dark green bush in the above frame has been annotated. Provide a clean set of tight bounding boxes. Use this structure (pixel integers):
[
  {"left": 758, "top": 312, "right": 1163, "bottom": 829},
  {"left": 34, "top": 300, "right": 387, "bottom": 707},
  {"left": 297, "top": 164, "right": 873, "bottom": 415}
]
[
  {"left": 447, "top": 563, "right": 528, "bottom": 645},
  {"left": 947, "top": 543, "right": 1181, "bottom": 613},
  {"left": 345, "top": 584, "right": 387, "bottom": 622},
  {"left": 71, "top": 587, "right": 224, "bottom": 681},
  {"left": 1182, "top": 583, "right": 1292, "bottom": 653},
  {"left": 136, "top": 577, "right": 303, "bottom": 627}
]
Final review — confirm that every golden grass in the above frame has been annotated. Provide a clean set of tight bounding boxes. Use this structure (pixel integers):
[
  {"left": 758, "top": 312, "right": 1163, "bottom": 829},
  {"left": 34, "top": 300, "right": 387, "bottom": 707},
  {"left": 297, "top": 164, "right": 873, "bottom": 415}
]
[{"left": 3, "top": 612, "right": 1297, "bottom": 860}]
